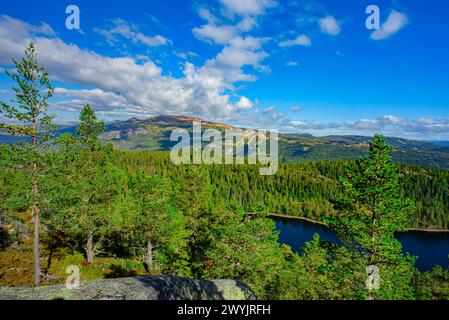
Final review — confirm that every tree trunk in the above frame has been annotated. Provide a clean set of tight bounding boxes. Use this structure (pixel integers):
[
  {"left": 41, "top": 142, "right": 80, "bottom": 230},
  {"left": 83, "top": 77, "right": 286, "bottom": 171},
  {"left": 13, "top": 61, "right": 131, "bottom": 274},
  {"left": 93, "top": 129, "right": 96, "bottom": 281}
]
[
  {"left": 31, "top": 104, "right": 41, "bottom": 286},
  {"left": 86, "top": 228, "right": 94, "bottom": 264},
  {"left": 0, "top": 209, "right": 4, "bottom": 228},
  {"left": 32, "top": 174, "right": 41, "bottom": 286},
  {"left": 146, "top": 236, "right": 153, "bottom": 269}
]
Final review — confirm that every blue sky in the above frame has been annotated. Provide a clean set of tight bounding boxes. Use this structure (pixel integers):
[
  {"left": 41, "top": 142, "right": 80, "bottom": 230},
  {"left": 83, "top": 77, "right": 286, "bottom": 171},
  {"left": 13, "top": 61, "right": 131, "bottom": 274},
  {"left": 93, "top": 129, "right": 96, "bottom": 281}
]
[{"left": 0, "top": 0, "right": 449, "bottom": 140}]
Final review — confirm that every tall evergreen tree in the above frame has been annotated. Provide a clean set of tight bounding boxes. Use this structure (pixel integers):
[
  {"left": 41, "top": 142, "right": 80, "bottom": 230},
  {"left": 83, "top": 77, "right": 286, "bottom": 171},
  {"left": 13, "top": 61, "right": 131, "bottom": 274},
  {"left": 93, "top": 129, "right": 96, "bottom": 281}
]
[
  {"left": 0, "top": 43, "right": 55, "bottom": 285},
  {"left": 74, "top": 105, "right": 112, "bottom": 263},
  {"left": 329, "top": 134, "right": 417, "bottom": 299},
  {"left": 128, "top": 172, "right": 188, "bottom": 272},
  {"left": 47, "top": 105, "right": 117, "bottom": 264}
]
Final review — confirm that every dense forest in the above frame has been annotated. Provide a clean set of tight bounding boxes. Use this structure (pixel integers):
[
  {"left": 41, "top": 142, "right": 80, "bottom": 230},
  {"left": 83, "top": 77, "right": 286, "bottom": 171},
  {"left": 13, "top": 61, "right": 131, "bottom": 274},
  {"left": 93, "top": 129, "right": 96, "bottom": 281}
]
[
  {"left": 1, "top": 44, "right": 449, "bottom": 300},
  {"left": 117, "top": 152, "right": 449, "bottom": 230}
]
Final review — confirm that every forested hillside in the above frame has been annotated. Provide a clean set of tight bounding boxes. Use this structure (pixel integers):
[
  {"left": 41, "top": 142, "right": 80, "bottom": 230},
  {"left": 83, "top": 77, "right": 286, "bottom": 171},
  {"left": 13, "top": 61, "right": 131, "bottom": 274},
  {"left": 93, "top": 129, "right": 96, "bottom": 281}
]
[{"left": 117, "top": 152, "right": 449, "bottom": 230}]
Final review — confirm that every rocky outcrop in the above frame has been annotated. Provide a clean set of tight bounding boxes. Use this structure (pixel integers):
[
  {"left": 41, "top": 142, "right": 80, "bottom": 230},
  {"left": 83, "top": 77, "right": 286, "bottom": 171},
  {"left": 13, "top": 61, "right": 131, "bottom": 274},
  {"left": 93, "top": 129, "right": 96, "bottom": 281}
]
[{"left": 0, "top": 276, "right": 257, "bottom": 300}]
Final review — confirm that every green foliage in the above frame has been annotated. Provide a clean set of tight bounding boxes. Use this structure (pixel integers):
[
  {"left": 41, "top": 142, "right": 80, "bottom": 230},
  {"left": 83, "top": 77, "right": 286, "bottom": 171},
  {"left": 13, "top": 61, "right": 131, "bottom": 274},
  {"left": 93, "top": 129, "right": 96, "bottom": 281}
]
[
  {"left": 77, "top": 104, "right": 105, "bottom": 151},
  {"left": 271, "top": 235, "right": 366, "bottom": 300},
  {"left": 328, "top": 135, "right": 418, "bottom": 299},
  {"left": 0, "top": 42, "right": 57, "bottom": 285},
  {"left": 202, "top": 203, "right": 287, "bottom": 298},
  {"left": 0, "top": 43, "right": 55, "bottom": 138},
  {"left": 127, "top": 172, "right": 190, "bottom": 276},
  {"left": 416, "top": 266, "right": 449, "bottom": 300},
  {"left": 116, "top": 151, "right": 449, "bottom": 230}
]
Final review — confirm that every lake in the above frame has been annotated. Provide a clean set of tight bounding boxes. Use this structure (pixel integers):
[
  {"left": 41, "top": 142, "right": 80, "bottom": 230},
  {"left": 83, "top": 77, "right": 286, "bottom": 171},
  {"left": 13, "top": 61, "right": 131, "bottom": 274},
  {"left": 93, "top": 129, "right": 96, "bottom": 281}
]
[{"left": 274, "top": 216, "right": 449, "bottom": 272}]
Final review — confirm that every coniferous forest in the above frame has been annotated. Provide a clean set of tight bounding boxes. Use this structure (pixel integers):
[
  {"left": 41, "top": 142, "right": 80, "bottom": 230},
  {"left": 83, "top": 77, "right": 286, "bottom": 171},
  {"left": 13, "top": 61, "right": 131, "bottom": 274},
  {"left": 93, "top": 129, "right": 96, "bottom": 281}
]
[{"left": 1, "top": 44, "right": 449, "bottom": 301}]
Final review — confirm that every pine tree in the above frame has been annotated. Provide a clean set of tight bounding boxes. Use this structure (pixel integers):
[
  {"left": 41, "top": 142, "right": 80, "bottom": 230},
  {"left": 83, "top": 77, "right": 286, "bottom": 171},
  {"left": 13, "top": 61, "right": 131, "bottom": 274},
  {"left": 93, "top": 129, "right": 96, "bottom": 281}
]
[
  {"left": 128, "top": 172, "right": 188, "bottom": 273},
  {"left": 76, "top": 104, "right": 105, "bottom": 152},
  {"left": 0, "top": 43, "right": 55, "bottom": 285},
  {"left": 76, "top": 104, "right": 106, "bottom": 263},
  {"left": 329, "top": 134, "right": 417, "bottom": 299}
]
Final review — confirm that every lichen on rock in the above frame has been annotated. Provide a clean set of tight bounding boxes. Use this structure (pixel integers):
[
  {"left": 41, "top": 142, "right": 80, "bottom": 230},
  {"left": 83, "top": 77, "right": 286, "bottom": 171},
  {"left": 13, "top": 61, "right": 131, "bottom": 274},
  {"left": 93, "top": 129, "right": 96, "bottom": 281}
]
[{"left": 0, "top": 275, "right": 257, "bottom": 300}]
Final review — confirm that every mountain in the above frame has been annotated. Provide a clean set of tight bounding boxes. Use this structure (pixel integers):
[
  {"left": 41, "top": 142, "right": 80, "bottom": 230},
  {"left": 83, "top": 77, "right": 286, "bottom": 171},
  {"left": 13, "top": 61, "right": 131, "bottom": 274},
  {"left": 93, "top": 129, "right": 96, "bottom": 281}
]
[{"left": 2, "top": 115, "right": 449, "bottom": 169}]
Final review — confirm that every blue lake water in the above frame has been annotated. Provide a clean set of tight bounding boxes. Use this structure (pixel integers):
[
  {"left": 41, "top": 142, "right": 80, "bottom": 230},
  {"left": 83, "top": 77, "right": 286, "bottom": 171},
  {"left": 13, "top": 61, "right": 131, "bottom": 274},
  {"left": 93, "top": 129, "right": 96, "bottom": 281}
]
[{"left": 274, "top": 217, "right": 449, "bottom": 272}]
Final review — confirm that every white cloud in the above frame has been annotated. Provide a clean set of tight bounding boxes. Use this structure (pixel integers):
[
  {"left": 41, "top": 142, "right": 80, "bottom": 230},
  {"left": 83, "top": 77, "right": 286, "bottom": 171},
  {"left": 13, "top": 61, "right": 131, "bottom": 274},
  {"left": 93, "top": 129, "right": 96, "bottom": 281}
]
[
  {"left": 229, "top": 36, "right": 269, "bottom": 50},
  {"left": 174, "top": 51, "right": 198, "bottom": 59},
  {"left": 263, "top": 105, "right": 276, "bottom": 113},
  {"left": 279, "top": 34, "right": 311, "bottom": 47},
  {"left": 197, "top": 37, "right": 270, "bottom": 87},
  {"left": 94, "top": 19, "right": 171, "bottom": 47},
  {"left": 370, "top": 11, "right": 408, "bottom": 40},
  {"left": 53, "top": 88, "right": 135, "bottom": 113},
  {"left": 197, "top": 8, "right": 218, "bottom": 24},
  {"left": 286, "top": 61, "right": 299, "bottom": 67},
  {"left": 236, "top": 96, "right": 254, "bottom": 110},
  {"left": 287, "top": 120, "right": 327, "bottom": 130},
  {"left": 237, "top": 16, "right": 258, "bottom": 32},
  {"left": 319, "top": 16, "right": 340, "bottom": 36},
  {"left": 219, "top": 0, "right": 277, "bottom": 16},
  {"left": 351, "top": 119, "right": 381, "bottom": 131},
  {"left": 351, "top": 115, "right": 449, "bottom": 135},
  {"left": 193, "top": 24, "right": 237, "bottom": 45},
  {"left": 280, "top": 114, "right": 449, "bottom": 140},
  {"left": 191, "top": 11, "right": 271, "bottom": 88},
  {"left": 290, "top": 105, "right": 301, "bottom": 112},
  {"left": 0, "top": 15, "right": 268, "bottom": 120}
]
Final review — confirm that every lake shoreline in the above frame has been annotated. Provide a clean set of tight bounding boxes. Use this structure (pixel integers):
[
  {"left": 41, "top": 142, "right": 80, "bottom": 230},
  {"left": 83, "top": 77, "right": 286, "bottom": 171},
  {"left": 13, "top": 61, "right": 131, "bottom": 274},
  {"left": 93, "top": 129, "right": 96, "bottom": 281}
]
[{"left": 267, "top": 214, "right": 449, "bottom": 234}]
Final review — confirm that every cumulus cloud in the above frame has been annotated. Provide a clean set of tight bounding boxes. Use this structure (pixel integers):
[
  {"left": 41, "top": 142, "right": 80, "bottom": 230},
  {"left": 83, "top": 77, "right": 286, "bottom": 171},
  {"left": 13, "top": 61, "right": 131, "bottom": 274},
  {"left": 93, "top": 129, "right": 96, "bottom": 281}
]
[
  {"left": 94, "top": 19, "right": 171, "bottom": 46},
  {"left": 197, "top": 8, "right": 218, "bottom": 24},
  {"left": 0, "top": 15, "right": 268, "bottom": 119},
  {"left": 237, "top": 16, "right": 258, "bottom": 32},
  {"left": 290, "top": 105, "right": 301, "bottom": 112},
  {"left": 370, "top": 10, "right": 408, "bottom": 40},
  {"left": 279, "top": 35, "right": 311, "bottom": 47},
  {"left": 219, "top": 0, "right": 277, "bottom": 16},
  {"left": 319, "top": 16, "right": 341, "bottom": 35},
  {"left": 194, "top": 0, "right": 275, "bottom": 47},
  {"left": 193, "top": 24, "right": 237, "bottom": 45},
  {"left": 53, "top": 88, "right": 137, "bottom": 113},
  {"left": 192, "top": 5, "right": 272, "bottom": 89},
  {"left": 235, "top": 96, "right": 254, "bottom": 110},
  {"left": 193, "top": 9, "right": 269, "bottom": 46}
]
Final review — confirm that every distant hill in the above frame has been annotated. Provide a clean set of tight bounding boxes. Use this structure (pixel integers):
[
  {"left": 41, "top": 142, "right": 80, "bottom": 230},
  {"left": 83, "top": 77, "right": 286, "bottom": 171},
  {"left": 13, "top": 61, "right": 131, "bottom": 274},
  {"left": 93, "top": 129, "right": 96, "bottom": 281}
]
[{"left": 2, "top": 115, "right": 449, "bottom": 170}]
